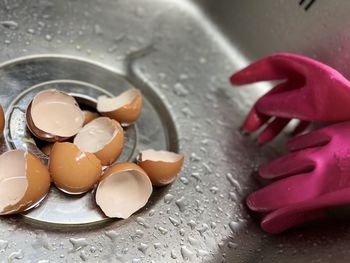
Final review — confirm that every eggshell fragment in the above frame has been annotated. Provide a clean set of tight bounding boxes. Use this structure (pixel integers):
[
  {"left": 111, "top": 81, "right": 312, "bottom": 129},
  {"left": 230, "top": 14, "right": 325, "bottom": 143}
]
[
  {"left": 96, "top": 162, "right": 152, "bottom": 219},
  {"left": 0, "top": 105, "right": 4, "bottom": 135},
  {"left": 97, "top": 88, "right": 142, "bottom": 125},
  {"left": 137, "top": 149, "right": 184, "bottom": 186},
  {"left": 49, "top": 142, "right": 102, "bottom": 194},
  {"left": 74, "top": 117, "right": 124, "bottom": 165},
  {"left": 0, "top": 149, "right": 50, "bottom": 215},
  {"left": 26, "top": 89, "right": 84, "bottom": 142},
  {"left": 83, "top": 110, "right": 99, "bottom": 125}
]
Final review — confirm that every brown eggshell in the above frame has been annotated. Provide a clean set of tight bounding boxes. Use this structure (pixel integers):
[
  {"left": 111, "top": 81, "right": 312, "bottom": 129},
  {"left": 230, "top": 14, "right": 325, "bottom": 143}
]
[
  {"left": 96, "top": 162, "right": 152, "bottom": 219},
  {"left": 26, "top": 89, "right": 84, "bottom": 142},
  {"left": 49, "top": 142, "right": 102, "bottom": 194},
  {"left": 0, "top": 150, "right": 51, "bottom": 215},
  {"left": 97, "top": 89, "right": 142, "bottom": 125},
  {"left": 41, "top": 143, "right": 54, "bottom": 156},
  {"left": 74, "top": 117, "right": 124, "bottom": 165},
  {"left": 83, "top": 110, "right": 99, "bottom": 125},
  {"left": 0, "top": 105, "right": 4, "bottom": 135},
  {"left": 137, "top": 149, "right": 184, "bottom": 186}
]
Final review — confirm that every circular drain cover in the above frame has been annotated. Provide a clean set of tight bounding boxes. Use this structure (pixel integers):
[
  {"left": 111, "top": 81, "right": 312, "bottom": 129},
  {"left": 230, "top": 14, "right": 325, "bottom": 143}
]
[{"left": 0, "top": 56, "right": 178, "bottom": 225}]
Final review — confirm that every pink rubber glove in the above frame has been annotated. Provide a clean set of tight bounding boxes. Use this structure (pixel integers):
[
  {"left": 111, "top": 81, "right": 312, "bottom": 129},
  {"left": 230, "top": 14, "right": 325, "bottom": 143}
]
[
  {"left": 247, "top": 121, "right": 350, "bottom": 234},
  {"left": 231, "top": 53, "right": 350, "bottom": 143}
]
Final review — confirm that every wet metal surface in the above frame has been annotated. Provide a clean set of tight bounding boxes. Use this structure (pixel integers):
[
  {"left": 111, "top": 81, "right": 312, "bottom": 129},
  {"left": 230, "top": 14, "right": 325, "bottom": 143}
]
[{"left": 0, "top": 0, "right": 350, "bottom": 262}]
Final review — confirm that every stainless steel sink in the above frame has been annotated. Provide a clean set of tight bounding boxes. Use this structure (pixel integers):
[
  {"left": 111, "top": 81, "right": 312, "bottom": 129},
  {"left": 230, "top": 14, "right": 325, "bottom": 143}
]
[{"left": 0, "top": 0, "right": 349, "bottom": 262}]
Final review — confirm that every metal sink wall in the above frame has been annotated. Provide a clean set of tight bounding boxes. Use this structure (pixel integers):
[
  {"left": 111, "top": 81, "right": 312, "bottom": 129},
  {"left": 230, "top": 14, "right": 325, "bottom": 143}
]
[{"left": 0, "top": 0, "right": 349, "bottom": 262}]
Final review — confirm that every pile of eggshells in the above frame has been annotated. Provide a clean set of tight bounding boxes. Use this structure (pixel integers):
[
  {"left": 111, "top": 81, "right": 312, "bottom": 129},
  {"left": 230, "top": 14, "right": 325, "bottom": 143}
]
[{"left": 0, "top": 89, "right": 184, "bottom": 219}]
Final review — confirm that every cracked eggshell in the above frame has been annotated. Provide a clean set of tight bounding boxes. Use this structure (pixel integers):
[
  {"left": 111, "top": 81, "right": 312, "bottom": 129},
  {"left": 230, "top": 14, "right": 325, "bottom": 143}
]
[
  {"left": 0, "top": 105, "right": 4, "bottom": 135},
  {"left": 83, "top": 110, "right": 99, "bottom": 125},
  {"left": 137, "top": 149, "right": 184, "bottom": 186},
  {"left": 0, "top": 149, "right": 51, "bottom": 215},
  {"left": 26, "top": 89, "right": 84, "bottom": 142},
  {"left": 96, "top": 162, "right": 152, "bottom": 219},
  {"left": 74, "top": 117, "right": 124, "bottom": 166},
  {"left": 97, "top": 88, "right": 142, "bottom": 126},
  {"left": 49, "top": 142, "right": 102, "bottom": 194}
]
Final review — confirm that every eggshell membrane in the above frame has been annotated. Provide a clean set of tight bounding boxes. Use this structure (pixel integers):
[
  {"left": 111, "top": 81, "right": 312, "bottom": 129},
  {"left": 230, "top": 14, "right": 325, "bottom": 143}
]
[
  {"left": 83, "top": 110, "right": 99, "bottom": 125},
  {"left": 0, "top": 150, "right": 50, "bottom": 215},
  {"left": 97, "top": 89, "right": 142, "bottom": 125},
  {"left": 137, "top": 149, "right": 184, "bottom": 186},
  {"left": 49, "top": 142, "right": 102, "bottom": 194},
  {"left": 27, "top": 89, "right": 84, "bottom": 141},
  {"left": 96, "top": 162, "right": 152, "bottom": 219},
  {"left": 0, "top": 105, "right": 4, "bottom": 135},
  {"left": 74, "top": 117, "right": 124, "bottom": 165}
]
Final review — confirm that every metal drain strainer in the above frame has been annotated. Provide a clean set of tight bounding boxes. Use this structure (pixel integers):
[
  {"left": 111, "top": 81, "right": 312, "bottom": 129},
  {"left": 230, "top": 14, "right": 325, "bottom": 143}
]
[{"left": 0, "top": 55, "right": 178, "bottom": 225}]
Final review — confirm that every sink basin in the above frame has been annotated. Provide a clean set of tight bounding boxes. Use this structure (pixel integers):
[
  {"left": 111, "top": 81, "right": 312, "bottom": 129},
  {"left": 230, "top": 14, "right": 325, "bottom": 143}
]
[{"left": 0, "top": 0, "right": 349, "bottom": 262}]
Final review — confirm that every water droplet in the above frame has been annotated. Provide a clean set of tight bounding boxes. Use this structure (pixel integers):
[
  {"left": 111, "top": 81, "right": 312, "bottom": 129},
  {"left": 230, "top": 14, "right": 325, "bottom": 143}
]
[
  {"left": 135, "top": 216, "right": 149, "bottom": 228},
  {"left": 210, "top": 186, "right": 219, "bottom": 194},
  {"left": 158, "top": 226, "right": 168, "bottom": 235},
  {"left": 137, "top": 243, "right": 148, "bottom": 254},
  {"left": 180, "top": 177, "right": 189, "bottom": 185},
  {"left": 171, "top": 249, "right": 177, "bottom": 259},
  {"left": 173, "top": 83, "right": 189, "bottom": 97},
  {"left": 69, "top": 238, "right": 88, "bottom": 252},
  {"left": 149, "top": 209, "right": 155, "bottom": 216},
  {"left": 197, "top": 223, "right": 209, "bottom": 236},
  {"left": 27, "top": 28, "right": 35, "bottom": 34},
  {"left": 32, "top": 231, "right": 51, "bottom": 250},
  {"left": 164, "top": 194, "right": 174, "bottom": 204},
  {"left": 105, "top": 230, "right": 119, "bottom": 242},
  {"left": 0, "top": 240, "right": 8, "bottom": 252},
  {"left": 188, "top": 236, "right": 200, "bottom": 246},
  {"left": 0, "top": 20, "right": 18, "bottom": 30},
  {"left": 229, "top": 221, "right": 244, "bottom": 233},
  {"left": 45, "top": 34, "right": 52, "bottom": 41},
  {"left": 190, "top": 153, "right": 201, "bottom": 162},
  {"left": 154, "top": 243, "right": 162, "bottom": 249},
  {"left": 195, "top": 185, "right": 203, "bottom": 193},
  {"left": 94, "top": 24, "right": 103, "bottom": 35},
  {"left": 226, "top": 173, "right": 241, "bottom": 190},
  {"left": 4, "top": 39, "right": 11, "bottom": 45},
  {"left": 191, "top": 172, "right": 201, "bottom": 181},
  {"left": 180, "top": 246, "right": 194, "bottom": 261},
  {"left": 8, "top": 250, "right": 23, "bottom": 261},
  {"left": 229, "top": 191, "right": 237, "bottom": 201},
  {"left": 175, "top": 196, "right": 186, "bottom": 212},
  {"left": 169, "top": 216, "right": 180, "bottom": 227},
  {"left": 76, "top": 45, "right": 81, "bottom": 51},
  {"left": 199, "top": 57, "right": 207, "bottom": 64},
  {"left": 228, "top": 242, "right": 238, "bottom": 249},
  {"left": 131, "top": 229, "right": 144, "bottom": 240},
  {"left": 211, "top": 222, "right": 217, "bottom": 229},
  {"left": 80, "top": 250, "right": 89, "bottom": 261},
  {"left": 188, "top": 220, "right": 196, "bottom": 229},
  {"left": 179, "top": 228, "right": 186, "bottom": 236}
]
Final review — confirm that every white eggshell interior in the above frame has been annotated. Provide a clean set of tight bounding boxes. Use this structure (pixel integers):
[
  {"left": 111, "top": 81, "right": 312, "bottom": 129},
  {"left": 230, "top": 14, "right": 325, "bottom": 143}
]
[
  {"left": 0, "top": 150, "right": 28, "bottom": 214},
  {"left": 96, "top": 170, "right": 152, "bottom": 219},
  {"left": 140, "top": 149, "right": 183, "bottom": 163},
  {"left": 31, "top": 89, "right": 84, "bottom": 137},
  {"left": 74, "top": 117, "right": 117, "bottom": 153},
  {"left": 97, "top": 88, "right": 140, "bottom": 112}
]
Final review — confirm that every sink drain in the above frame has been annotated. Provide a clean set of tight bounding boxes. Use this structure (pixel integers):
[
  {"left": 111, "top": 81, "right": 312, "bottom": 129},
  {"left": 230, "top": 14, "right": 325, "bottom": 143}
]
[{"left": 0, "top": 55, "right": 178, "bottom": 225}]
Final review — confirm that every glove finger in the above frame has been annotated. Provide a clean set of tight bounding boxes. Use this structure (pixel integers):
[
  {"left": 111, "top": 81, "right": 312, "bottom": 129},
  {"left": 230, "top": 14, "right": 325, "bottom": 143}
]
[
  {"left": 291, "top": 120, "right": 310, "bottom": 136},
  {"left": 241, "top": 106, "right": 270, "bottom": 133},
  {"left": 230, "top": 53, "right": 305, "bottom": 85},
  {"left": 257, "top": 117, "right": 290, "bottom": 144},
  {"left": 246, "top": 172, "right": 315, "bottom": 212},
  {"left": 259, "top": 151, "right": 315, "bottom": 179},
  {"left": 287, "top": 130, "right": 331, "bottom": 152},
  {"left": 262, "top": 209, "right": 326, "bottom": 234},
  {"left": 261, "top": 188, "right": 350, "bottom": 234}
]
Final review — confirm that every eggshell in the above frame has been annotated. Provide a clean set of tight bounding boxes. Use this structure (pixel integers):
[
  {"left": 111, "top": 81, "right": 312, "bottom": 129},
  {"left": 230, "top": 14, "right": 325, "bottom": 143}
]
[
  {"left": 83, "top": 110, "right": 99, "bottom": 125},
  {"left": 0, "top": 105, "right": 4, "bottom": 135},
  {"left": 137, "top": 149, "right": 184, "bottom": 186},
  {"left": 49, "top": 142, "right": 102, "bottom": 194},
  {"left": 41, "top": 143, "right": 54, "bottom": 156},
  {"left": 0, "top": 150, "right": 50, "bottom": 215},
  {"left": 97, "top": 88, "right": 142, "bottom": 125},
  {"left": 96, "top": 162, "right": 152, "bottom": 219},
  {"left": 74, "top": 117, "right": 124, "bottom": 165},
  {"left": 26, "top": 89, "right": 84, "bottom": 142}
]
